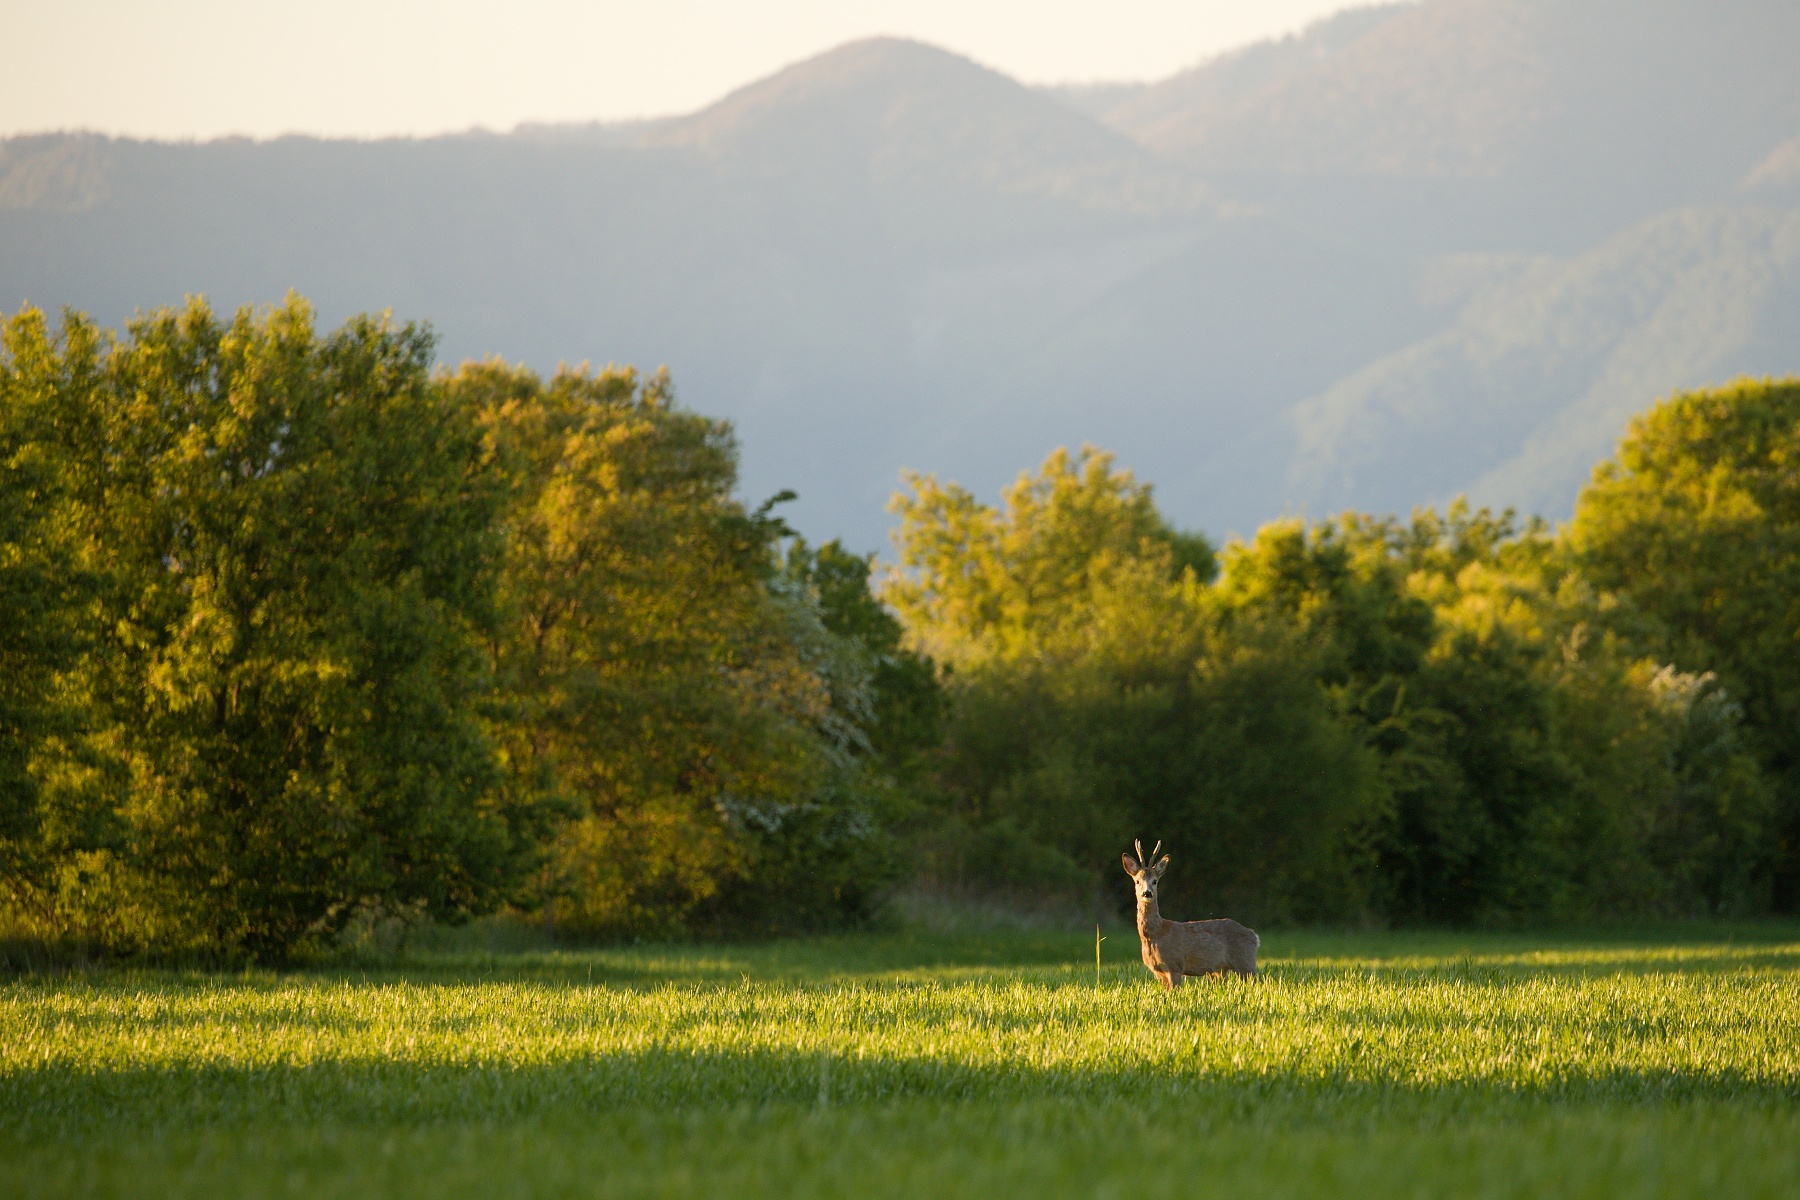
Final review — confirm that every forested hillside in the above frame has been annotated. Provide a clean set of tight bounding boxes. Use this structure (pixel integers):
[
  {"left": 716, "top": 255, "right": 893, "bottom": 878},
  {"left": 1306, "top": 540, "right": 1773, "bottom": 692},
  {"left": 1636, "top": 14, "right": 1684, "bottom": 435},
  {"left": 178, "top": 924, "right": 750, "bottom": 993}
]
[{"left": 4, "top": 0, "right": 1798, "bottom": 547}]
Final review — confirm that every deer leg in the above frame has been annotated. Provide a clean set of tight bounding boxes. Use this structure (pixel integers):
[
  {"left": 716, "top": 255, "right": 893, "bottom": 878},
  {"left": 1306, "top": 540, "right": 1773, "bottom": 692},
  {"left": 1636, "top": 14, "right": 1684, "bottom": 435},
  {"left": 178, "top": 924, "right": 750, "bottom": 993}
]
[{"left": 1156, "top": 969, "right": 1181, "bottom": 991}]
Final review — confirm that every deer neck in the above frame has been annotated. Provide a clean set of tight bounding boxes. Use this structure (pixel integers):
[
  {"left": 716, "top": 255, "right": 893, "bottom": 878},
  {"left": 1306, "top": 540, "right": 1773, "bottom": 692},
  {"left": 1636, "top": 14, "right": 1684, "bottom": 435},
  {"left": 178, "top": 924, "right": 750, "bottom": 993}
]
[{"left": 1136, "top": 894, "right": 1169, "bottom": 940}]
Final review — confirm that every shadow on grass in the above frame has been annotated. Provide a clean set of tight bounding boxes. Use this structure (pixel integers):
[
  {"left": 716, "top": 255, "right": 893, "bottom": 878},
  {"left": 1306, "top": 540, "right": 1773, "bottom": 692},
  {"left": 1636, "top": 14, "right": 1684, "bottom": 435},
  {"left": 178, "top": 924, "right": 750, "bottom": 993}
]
[
  {"left": 320, "top": 928, "right": 1127, "bottom": 988},
  {"left": 5, "top": 1043, "right": 1796, "bottom": 1140},
  {"left": 305, "top": 922, "right": 1800, "bottom": 990},
  {"left": 10, "top": 920, "right": 1799, "bottom": 986},
  {"left": 319, "top": 919, "right": 1800, "bottom": 986},
  {"left": 1266, "top": 921, "right": 1800, "bottom": 964},
  {"left": 9, "top": 943, "right": 1793, "bottom": 1001}
]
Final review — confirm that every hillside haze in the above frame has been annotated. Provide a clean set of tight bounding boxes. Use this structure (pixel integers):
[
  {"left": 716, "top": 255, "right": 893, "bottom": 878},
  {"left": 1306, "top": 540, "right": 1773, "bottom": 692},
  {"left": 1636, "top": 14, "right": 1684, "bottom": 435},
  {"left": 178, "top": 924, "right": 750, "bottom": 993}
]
[{"left": 4, "top": 0, "right": 1799, "bottom": 548}]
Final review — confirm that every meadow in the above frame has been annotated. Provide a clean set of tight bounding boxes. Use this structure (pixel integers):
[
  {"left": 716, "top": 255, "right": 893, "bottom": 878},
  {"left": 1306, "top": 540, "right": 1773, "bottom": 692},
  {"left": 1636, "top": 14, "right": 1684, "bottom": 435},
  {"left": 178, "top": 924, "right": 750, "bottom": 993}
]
[{"left": 3, "top": 921, "right": 1799, "bottom": 1199}]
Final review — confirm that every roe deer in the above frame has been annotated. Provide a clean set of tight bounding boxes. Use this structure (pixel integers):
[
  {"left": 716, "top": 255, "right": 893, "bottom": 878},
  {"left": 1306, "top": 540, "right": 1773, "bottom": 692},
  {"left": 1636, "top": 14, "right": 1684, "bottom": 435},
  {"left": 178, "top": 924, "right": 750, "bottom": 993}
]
[{"left": 1122, "top": 839, "right": 1258, "bottom": 989}]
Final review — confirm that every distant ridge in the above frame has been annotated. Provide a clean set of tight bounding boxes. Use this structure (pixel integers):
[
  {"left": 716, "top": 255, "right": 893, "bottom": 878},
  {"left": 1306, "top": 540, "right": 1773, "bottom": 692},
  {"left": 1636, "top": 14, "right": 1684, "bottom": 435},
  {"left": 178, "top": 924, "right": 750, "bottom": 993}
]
[
  {"left": 1106, "top": 0, "right": 1800, "bottom": 251},
  {"left": 0, "top": 134, "right": 115, "bottom": 211},
  {"left": 642, "top": 39, "right": 1213, "bottom": 219},
  {"left": 1287, "top": 206, "right": 1800, "bottom": 520},
  {"left": 1087, "top": 3, "right": 1413, "bottom": 153},
  {"left": 3, "top": 1, "right": 1798, "bottom": 548}
]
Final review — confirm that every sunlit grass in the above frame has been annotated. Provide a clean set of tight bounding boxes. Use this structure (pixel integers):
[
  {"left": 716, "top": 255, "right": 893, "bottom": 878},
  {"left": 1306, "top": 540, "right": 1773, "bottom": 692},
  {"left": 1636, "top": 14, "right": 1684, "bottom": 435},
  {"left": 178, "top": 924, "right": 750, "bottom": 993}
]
[{"left": 3, "top": 924, "right": 1798, "bottom": 1198}]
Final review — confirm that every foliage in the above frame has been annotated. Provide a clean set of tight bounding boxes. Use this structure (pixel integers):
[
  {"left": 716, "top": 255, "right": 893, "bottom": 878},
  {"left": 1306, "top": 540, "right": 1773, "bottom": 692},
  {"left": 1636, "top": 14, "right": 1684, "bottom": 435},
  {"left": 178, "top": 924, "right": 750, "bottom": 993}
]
[
  {"left": 451, "top": 363, "right": 907, "bottom": 937},
  {"left": 889, "top": 448, "right": 1381, "bottom": 922},
  {"left": 783, "top": 538, "right": 946, "bottom": 780},
  {"left": 887, "top": 445, "right": 1213, "bottom": 672},
  {"left": 1221, "top": 505, "right": 1772, "bottom": 922},
  {"left": 2, "top": 298, "right": 937, "bottom": 955},
  {"left": 1568, "top": 378, "right": 1800, "bottom": 904},
  {"left": 891, "top": 432, "right": 1784, "bottom": 923},
  {"left": 0, "top": 310, "right": 93, "bottom": 895},
  {"left": 0, "top": 298, "right": 535, "bottom": 959}
]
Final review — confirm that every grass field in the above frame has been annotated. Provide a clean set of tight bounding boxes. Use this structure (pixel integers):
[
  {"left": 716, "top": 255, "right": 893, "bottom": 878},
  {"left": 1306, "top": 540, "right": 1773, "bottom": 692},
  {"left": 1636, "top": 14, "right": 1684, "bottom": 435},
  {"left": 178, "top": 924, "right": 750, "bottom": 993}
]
[{"left": 4, "top": 921, "right": 1799, "bottom": 1198}]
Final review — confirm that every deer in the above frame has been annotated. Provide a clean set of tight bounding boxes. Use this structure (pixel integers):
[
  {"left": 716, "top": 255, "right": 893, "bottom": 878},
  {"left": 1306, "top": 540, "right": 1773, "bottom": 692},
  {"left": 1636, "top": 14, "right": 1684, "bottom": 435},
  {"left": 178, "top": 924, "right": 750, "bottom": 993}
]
[{"left": 1122, "top": 839, "right": 1258, "bottom": 989}]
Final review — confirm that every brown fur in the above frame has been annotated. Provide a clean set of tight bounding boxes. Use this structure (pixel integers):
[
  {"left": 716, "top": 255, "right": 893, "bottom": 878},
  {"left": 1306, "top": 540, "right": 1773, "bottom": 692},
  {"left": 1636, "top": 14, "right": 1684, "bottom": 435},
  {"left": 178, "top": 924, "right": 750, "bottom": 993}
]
[{"left": 1122, "top": 844, "right": 1258, "bottom": 989}]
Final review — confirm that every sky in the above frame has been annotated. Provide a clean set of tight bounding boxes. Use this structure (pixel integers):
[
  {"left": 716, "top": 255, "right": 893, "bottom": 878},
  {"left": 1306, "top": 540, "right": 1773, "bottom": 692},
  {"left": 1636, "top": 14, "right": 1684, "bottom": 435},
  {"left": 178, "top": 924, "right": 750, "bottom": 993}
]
[{"left": 4, "top": 0, "right": 1369, "bottom": 141}]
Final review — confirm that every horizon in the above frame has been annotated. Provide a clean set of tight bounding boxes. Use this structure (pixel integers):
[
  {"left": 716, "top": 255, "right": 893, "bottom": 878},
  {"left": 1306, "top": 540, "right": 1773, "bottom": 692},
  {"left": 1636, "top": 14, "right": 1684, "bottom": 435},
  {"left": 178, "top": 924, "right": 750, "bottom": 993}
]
[{"left": 4, "top": 0, "right": 1379, "bottom": 142}]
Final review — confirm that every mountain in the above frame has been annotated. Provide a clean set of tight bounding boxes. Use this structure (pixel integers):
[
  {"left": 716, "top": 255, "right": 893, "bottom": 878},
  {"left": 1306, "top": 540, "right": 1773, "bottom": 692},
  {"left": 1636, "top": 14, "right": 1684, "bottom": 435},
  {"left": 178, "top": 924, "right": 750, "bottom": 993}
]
[
  {"left": 1100, "top": 0, "right": 1800, "bottom": 252},
  {"left": 1287, "top": 206, "right": 1800, "bottom": 519},
  {"left": 4, "top": 3, "right": 1800, "bottom": 549},
  {"left": 1083, "top": 4, "right": 1412, "bottom": 150},
  {"left": 1, "top": 41, "right": 1226, "bottom": 543},
  {"left": 647, "top": 38, "right": 1197, "bottom": 215}
]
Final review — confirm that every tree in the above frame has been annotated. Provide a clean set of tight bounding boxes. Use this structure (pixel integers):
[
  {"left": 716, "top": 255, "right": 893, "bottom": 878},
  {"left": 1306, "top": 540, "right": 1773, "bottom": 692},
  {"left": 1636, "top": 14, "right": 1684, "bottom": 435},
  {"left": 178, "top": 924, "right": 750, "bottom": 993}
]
[
  {"left": 0, "top": 308, "right": 97, "bottom": 915},
  {"left": 5, "top": 297, "right": 531, "bottom": 958},
  {"left": 1569, "top": 378, "right": 1800, "bottom": 905},
  {"left": 890, "top": 430, "right": 1778, "bottom": 925},
  {"left": 1218, "top": 502, "right": 1772, "bottom": 921},
  {"left": 783, "top": 538, "right": 945, "bottom": 780},
  {"left": 456, "top": 362, "right": 900, "bottom": 935},
  {"left": 887, "top": 445, "right": 1214, "bottom": 671},
  {"left": 887, "top": 447, "right": 1380, "bottom": 920}
]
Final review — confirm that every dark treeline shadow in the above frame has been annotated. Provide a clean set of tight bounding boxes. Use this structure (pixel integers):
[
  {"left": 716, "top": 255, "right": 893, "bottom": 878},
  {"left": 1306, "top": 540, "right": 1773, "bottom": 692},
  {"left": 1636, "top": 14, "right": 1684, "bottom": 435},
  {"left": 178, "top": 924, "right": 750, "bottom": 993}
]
[{"left": 6, "top": 1043, "right": 1792, "bottom": 1141}]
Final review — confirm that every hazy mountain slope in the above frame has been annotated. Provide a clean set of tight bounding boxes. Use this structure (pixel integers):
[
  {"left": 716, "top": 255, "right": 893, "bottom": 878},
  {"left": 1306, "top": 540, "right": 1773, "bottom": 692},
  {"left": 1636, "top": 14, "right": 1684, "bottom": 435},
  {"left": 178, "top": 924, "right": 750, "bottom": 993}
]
[
  {"left": 907, "top": 213, "right": 1440, "bottom": 534},
  {"left": 1093, "top": 4, "right": 1413, "bottom": 150},
  {"left": 1466, "top": 212, "right": 1800, "bottom": 516},
  {"left": 1286, "top": 205, "right": 1800, "bottom": 519},
  {"left": 628, "top": 41, "right": 1437, "bottom": 535},
  {"left": 1119, "top": 0, "right": 1800, "bottom": 253},
  {"left": 1036, "top": 82, "right": 1147, "bottom": 123},
  {"left": 0, "top": 41, "right": 1235, "bottom": 547},
  {"left": 0, "top": 136, "right": 114, "bottom": 210},
  {"left": 0, "top": 131, "right": 725, "bottom": 362},
  {"left": 1144, "top": 0, "right": 1800, "bottom": 180},
  {"left": 653, "top": 38, "right": 1200, "bottom": 215},
  {"left": 4, "top": 5, "right": 1799, "bottom": 549}
]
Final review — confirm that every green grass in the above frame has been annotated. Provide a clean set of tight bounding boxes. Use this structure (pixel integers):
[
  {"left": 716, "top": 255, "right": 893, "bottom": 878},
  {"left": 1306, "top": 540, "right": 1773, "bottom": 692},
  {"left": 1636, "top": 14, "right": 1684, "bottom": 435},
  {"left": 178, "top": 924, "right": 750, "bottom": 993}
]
[{"left": 4, "top": 923, "right": 1799, "bottom": 1198}]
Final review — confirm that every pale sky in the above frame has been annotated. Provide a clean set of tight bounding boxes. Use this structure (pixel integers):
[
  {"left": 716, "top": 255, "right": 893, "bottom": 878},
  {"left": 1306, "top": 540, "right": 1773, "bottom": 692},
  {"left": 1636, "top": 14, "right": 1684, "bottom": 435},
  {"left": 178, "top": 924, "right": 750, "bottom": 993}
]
[{"left": 4, "top": 0, "right": 1370, "bottom": 141}]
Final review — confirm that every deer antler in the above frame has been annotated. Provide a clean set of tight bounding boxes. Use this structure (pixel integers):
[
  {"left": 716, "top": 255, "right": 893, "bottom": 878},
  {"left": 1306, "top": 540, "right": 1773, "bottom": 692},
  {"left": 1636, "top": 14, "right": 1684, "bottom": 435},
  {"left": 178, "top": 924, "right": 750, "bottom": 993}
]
[
  {"left": 1133, "top": 838, "right": 1144, "bottom": 866},
  {"left": 1151, "top": 840, "right": 1163, "bottom": 861}
]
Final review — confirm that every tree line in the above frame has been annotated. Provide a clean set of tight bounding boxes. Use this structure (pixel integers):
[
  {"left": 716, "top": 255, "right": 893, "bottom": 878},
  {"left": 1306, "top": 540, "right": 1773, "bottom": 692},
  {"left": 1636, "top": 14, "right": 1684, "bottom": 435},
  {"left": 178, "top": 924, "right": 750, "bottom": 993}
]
[{"left": 2, "top": 297, "right": 1796, "bottom": 957}]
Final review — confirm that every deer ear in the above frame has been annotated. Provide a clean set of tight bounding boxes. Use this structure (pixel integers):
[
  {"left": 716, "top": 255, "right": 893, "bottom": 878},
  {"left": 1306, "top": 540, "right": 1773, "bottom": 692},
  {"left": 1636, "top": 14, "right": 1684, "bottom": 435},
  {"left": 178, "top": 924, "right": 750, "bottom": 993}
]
[
  {"left": 1121, "top": 852, "right": 1140, "bottom": 876},
  {"left": 1152, "top": 855, "right": 1170, "bottom": 878}
]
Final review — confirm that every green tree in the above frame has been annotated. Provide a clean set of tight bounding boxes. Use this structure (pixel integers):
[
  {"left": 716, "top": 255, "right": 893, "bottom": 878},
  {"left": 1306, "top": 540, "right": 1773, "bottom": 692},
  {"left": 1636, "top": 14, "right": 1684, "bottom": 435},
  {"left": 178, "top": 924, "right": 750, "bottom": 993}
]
[
  {"left": 892, "top": 430, "right": 1775, "bottom": 925},
  {"left": 5, "top": 297, "right": 531, "bottom": 959},
  {"left": 783, "top": 538, "right": 945, "bottom": 780},
  {"left": 1568, "top": 378, "right": 1800, "bottom": 905},
  {"left": 1209, "top": 509, "right": 1599, "bottom": 921},
  {"left": 456, "top": 362, "right": 899, "bottom": 935},
  {"left": 887, "top": 445, "right": 1214, "bottom": 671},
  {"left": 888, "top": 447, "right": 1379, "bottom": 920},
  {"left": 1217, "top": 502, "right": 1771, "bottom": 922},
  {"left": 0, "top": 308, "right": 97, "bottom": 916}
]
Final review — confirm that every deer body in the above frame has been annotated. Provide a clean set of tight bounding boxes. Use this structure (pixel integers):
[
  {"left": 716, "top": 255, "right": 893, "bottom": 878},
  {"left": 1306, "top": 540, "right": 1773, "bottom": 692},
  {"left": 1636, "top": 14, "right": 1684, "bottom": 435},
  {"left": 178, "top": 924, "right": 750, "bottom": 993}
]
[{"left": 1123, "top": 840, "right": 1258, "bottom": 989}]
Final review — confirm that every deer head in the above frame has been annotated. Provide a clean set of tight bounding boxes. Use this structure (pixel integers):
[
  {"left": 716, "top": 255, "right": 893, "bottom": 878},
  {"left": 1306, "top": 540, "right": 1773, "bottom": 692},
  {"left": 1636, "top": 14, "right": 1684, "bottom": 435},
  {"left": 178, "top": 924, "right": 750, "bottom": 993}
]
[{"left": 1121, "top": 838, "right": 1170, "bottom": 902}]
